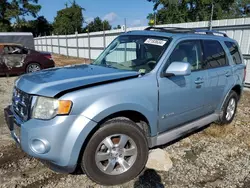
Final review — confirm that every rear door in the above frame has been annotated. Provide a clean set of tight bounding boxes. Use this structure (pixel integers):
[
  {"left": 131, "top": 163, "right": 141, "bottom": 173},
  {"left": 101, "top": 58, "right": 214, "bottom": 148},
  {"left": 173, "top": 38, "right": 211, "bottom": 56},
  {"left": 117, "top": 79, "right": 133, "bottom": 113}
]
[
  {"left": 202, "top": 40, "right": 233, "bottom": 114},
  {"left": 2, "top": 45, "right": 27, "bottom": 73}
]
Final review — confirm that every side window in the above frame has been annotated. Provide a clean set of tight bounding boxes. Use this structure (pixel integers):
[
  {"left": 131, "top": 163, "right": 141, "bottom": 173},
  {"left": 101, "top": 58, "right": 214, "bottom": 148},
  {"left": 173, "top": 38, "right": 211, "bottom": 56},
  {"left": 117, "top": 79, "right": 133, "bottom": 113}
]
[
  {"left": 203, "top": 40, "right": 227, "bottom": 69},
  {"left": 3, "top": 46, "right": 24, "bottom": 55},
  {"left": 3, "top": 46, "right": 11, "bottom": 54},
  {"left": 168, "top": 40, "right": 203, "bottom": 71},
  {"left": 11, "top": 46, "right": 23, "bottom": 54},
  {"left": 225, "top": 41, "right": 242, "bottom": 64}
]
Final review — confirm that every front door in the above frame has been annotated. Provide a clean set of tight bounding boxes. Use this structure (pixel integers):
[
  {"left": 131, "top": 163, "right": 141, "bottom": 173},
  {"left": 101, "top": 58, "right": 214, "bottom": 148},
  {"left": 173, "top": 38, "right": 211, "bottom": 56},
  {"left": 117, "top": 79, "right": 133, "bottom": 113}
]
[
  {"left": 2, "top": 45, "right": 26, "bottom": 74},
  {"left": 158, "top": 40, "right": 208, "bottom": 133}
]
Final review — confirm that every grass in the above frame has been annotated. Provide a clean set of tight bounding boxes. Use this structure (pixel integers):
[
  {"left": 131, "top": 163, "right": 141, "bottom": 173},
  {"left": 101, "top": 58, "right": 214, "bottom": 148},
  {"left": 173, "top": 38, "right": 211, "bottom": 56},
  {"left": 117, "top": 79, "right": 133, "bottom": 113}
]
[{"left": 203, "top": 123, "right": 236, "bottom": 138}]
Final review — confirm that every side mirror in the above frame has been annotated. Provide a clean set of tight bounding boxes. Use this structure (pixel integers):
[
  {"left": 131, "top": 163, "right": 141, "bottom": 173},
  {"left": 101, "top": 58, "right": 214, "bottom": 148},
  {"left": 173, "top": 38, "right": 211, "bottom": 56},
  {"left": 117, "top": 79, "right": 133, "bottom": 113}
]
[{"left": 163, "top": 62, "right": 191, "bottom": 77}]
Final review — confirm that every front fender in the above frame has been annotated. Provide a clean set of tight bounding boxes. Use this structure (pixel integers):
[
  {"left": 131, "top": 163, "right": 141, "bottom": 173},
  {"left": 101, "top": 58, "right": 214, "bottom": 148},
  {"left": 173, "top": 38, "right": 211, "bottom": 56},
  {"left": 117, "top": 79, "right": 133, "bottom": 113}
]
[{"left": 81, "top": 93, "right": 158, "bottom": 136}]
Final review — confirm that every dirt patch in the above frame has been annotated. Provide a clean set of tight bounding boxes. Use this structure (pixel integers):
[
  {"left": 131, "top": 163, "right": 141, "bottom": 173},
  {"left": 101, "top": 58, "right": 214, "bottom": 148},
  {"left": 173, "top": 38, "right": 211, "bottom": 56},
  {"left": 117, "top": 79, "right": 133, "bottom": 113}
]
[
  {"left": 52, "top": 54, "right": 91, "bottom": 67},
  {"left": 0, "top": 144, "right": 27, "bottom": 169},
  {"left": 23, "top": 173, "right": 67, "bottom": 188},
  {"left": 203, "top": 123, "right": 236, "bottom": 138}
]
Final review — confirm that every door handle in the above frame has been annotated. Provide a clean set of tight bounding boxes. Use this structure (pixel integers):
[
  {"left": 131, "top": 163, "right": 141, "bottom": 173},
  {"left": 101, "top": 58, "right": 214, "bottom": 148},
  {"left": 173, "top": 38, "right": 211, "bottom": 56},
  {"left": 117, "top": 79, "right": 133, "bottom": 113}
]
[{"left": 194, "top": 78, "right": 204, "bottom": 84}]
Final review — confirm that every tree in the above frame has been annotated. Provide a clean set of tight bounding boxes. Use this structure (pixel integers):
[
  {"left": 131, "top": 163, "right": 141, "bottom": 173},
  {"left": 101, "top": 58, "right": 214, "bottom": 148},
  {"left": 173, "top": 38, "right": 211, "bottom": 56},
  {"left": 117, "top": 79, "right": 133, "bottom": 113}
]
[
  {"left": 146, "top": 0, "right": 250, "bottom": 25},
  {"left": 113, "top": 25, "right": 121, "bottom": 29},
  {"left": 53, "top": 0, "right": 84, "bottom": 34},
  {"left": 11, "top": 16, "right": 53, "bottom": 36},
  {"left": 240, "top": 0, "right": 250, "bottom": 15},
  {"left": 29, "top": 16, "right": 53, "bottom": 36},
  {"left": 0, "top": 0, "right": 41, "bottom": 32},
  {"left": 84, "top": 17, "right": 112, "bottom": 32},
  {"left": 103, "top": 20, "right": 112, "bottom": 30}
]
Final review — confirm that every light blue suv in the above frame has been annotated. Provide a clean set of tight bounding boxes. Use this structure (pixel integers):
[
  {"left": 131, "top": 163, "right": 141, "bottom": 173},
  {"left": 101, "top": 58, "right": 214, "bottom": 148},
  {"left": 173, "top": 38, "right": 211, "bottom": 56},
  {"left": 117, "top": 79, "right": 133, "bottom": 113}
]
[{"left": 4, "top": 27, "right": 246, "bottom": 185}]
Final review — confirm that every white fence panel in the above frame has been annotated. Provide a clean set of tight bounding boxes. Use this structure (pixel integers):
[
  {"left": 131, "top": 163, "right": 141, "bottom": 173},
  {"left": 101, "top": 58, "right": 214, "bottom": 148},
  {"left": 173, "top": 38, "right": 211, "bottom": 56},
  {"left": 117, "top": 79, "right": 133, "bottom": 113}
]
[
  {"left": 91, "top": 49, "right": 103, "bottom": 59},
  {"left": 47, "top": 38, "right": 51, "bottom": 45},
  {"left": 68, "top": 38, "right": 77, "bottom": 47},
  {"left": 79, "top": 49, "right": 89, "bottom": 58},
  {"left": 52, "top": 38, "right": 58, "bottom": 45},
  {"left": 241, "top": 30, "right": 250, "bottom": 54},
  {"left": 245, "top": 60, "right": 250, "bottom": 85},
  {"left": 68, "top": 48, "right": 77, "bottom": 57},
  {"left": 78, "top": 38, "right": 88, "bottom": 47},
  {"left": 60, "top": 38, "right": 67, "bottom": 47},
  {"left": 90, "top": 36, "right": 104, "bottom": 47},
  {"left": 53, "top": 46, "right": 59, "bottom": 54},
  {"left": 47, "top": 46, "right": 52, "bottom": 52},
  {"left": 60, "top": 47, "right": 67, "bottom": 56}
]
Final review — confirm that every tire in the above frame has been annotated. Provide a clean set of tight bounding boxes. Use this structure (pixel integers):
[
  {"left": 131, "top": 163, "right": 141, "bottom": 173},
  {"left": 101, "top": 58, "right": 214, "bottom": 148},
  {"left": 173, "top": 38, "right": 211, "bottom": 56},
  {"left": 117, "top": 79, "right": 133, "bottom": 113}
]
[
  {"left": 81, "top": 119, "right": 148, "bottom": 185},
  {"left": 26, "top": 63, "right": 41, "bottom": 73},
  {"left": 217, "top": 90, "right": 238, "bottom": 125}
]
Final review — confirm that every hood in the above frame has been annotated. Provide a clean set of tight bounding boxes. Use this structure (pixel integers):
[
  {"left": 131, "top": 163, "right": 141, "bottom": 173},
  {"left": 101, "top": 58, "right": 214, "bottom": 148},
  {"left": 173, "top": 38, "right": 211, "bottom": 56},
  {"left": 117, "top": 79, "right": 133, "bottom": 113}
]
[{"left": 16, "top": 64, "right": 139, "bottom": 97}]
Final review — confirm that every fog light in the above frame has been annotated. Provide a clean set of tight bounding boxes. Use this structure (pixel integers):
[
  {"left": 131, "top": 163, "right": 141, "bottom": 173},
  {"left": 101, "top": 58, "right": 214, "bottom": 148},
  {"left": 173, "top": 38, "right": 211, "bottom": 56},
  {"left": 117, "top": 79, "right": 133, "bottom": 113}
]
[{"left": 30, "top": 139, "right": 50, "bottom": 154}]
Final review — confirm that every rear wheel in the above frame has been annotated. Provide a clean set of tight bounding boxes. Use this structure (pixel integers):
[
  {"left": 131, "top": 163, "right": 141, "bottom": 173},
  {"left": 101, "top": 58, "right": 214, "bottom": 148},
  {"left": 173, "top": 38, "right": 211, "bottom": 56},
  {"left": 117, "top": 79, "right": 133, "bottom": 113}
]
[
  {"left": 81, "top": 119, "right": 148, "bottom": 185},
  {"left": 217, "top": 90, "right": 238, "bottom": 125},
  {"left": 26, "top": 63, "right": 41, "bottom": 73}
]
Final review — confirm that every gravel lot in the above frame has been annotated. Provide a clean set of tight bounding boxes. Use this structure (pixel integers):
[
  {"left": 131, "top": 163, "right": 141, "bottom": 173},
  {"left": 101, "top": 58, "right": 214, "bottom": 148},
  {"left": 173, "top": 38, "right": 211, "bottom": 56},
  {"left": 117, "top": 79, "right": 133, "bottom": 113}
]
[{"left": 0, "top": 55, "right": 250, "bottom": 188}]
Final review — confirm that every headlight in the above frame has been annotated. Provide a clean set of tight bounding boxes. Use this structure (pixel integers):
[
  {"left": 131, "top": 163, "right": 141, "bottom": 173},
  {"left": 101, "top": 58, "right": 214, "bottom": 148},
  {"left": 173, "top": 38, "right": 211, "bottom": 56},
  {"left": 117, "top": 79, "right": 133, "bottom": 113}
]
[{"left": 32, "top": 96, "right": 72, "bottom": 120}]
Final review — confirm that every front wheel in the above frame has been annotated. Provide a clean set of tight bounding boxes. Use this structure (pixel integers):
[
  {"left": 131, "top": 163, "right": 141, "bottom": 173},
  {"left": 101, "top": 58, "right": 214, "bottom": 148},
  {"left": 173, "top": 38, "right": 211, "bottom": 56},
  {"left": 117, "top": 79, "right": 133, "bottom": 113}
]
[{"left": 81, "top": 119, "right": 148, "bottom": 185}]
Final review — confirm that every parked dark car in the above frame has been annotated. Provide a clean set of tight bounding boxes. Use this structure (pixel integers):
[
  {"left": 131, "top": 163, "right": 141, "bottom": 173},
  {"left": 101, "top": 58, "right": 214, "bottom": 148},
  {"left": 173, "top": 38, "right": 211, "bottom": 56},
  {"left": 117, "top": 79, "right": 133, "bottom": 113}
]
[{"left": 0, "top": 43, "right": 55, "bottom": 75}]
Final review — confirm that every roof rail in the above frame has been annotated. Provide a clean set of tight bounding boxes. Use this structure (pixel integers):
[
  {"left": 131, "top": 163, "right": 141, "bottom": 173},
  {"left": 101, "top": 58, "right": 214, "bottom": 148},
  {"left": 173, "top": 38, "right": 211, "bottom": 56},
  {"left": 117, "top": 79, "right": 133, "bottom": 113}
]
[
  {"left": 193, "top": 29, "right": 228, "bottom": 37},
  {"left": 144, "top": 26, "right": 193, "bottom": 33},
  {"left": 144, "top": 27, "right": 228, "bottom": 37}
]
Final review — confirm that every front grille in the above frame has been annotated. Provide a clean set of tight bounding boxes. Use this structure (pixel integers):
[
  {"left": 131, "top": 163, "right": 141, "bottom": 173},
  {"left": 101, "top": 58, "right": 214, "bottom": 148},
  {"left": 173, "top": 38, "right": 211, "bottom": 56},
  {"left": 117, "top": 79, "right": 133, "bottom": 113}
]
[{"left": 12, "top": 87, "right": 32, "bottom": 121}]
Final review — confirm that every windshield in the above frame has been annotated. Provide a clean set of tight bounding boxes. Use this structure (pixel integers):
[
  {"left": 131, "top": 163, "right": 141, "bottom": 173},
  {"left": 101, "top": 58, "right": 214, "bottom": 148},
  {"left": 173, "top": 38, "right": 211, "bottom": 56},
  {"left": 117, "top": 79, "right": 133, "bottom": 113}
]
[{"left": 92, "top": 35, "right": 169, "bottom": 73}]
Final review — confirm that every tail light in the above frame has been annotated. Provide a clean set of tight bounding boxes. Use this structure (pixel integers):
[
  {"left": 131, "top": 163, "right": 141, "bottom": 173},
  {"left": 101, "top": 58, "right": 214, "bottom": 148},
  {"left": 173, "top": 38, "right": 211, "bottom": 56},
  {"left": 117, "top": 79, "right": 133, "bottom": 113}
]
[{"left": 44, "top": 54, "right": 53, "bottom": 60}]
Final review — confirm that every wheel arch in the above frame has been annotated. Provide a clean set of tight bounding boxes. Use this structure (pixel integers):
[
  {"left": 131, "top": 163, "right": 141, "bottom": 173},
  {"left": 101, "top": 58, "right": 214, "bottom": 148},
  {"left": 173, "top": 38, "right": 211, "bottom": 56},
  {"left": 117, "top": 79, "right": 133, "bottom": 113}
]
[
  {"left": 231, "top": 84, "right": 242, "bottom": 99},
  {"left": 219, "top": 84, "right": 242, "bottom": 111},
  {"left": 97, "top": 110, "right": 151, "bottom": 136},
  {"left": 76, "top": 110, "right": 152, "bottom": 168}
]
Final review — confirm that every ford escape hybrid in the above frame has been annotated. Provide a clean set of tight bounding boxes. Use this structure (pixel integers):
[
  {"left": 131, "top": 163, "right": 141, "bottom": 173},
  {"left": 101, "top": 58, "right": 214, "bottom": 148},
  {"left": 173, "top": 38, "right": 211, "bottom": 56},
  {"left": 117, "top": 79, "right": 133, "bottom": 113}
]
[{"left": 4, "top": 27, "right": 246, "bottom": 185}]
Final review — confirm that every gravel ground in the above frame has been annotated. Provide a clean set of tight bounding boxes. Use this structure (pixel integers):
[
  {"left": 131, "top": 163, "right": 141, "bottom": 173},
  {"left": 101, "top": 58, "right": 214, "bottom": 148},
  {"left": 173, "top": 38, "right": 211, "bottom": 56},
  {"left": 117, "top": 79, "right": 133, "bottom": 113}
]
[{"left": 0, "top": 56, "right": 250, "bottom": 188}]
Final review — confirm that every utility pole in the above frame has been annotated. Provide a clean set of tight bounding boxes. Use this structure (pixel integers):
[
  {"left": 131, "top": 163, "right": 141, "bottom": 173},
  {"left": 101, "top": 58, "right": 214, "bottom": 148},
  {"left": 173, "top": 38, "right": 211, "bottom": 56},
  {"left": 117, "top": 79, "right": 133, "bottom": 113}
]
[
  {"left": 124, "top": 18, "right": 127, "bottom": 63},
  {"left": 154, "top": 12, "right": 156, "bottom": 26},
  {"left": 103, "top": 22, "right": 106, "bottom": 49},
  {"left": 209, "top": 2, "right": 214, "bottom": 31},
  {"left": 124, "top": 18, "right": 127, "bottom": 32}
]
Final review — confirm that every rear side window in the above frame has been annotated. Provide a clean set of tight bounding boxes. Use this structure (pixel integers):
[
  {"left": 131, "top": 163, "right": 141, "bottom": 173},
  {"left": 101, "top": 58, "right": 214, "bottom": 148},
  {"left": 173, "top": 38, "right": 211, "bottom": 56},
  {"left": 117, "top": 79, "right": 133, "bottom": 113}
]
[
  {"left": 225, "top": 41, "right": 242, "bottom": 64},
  {"left": 203, "top": 40, "right": 227, "bottom": 69}
]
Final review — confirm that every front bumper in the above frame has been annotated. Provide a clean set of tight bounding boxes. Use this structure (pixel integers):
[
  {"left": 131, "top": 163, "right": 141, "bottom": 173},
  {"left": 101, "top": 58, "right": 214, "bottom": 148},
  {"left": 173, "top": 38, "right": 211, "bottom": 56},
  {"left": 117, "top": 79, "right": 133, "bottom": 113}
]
[{"left": 4, "top": 105, "right": 97, "bottom": 173}]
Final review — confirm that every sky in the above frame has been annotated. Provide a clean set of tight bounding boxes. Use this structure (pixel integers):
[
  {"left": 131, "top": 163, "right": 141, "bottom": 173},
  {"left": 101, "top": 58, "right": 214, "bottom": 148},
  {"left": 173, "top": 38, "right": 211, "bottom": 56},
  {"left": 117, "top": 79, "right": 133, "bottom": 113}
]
[{"left": 35, "top": 0, "right": 155, "bottom": 27}]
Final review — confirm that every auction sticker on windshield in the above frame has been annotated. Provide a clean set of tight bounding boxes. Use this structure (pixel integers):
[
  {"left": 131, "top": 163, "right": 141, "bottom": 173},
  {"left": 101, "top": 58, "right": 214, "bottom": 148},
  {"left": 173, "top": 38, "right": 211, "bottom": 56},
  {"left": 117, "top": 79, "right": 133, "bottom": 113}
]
[{"left": 144, "top": 38, "right": 167, "bottom": 46}]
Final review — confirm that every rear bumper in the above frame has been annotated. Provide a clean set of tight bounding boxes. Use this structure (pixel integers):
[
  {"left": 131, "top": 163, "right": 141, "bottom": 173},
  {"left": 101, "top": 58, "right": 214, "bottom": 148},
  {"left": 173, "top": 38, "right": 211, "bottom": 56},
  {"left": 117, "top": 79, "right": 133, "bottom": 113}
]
[
  {"left": 4, "top": 105, "right": 97, "bottom": 173},
  {"left": 43, "top": 60, "right": 55, "bottom": 69}
]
